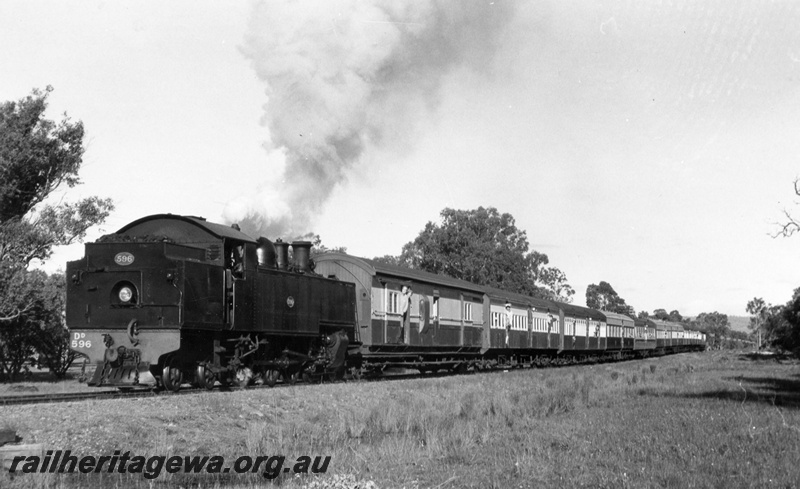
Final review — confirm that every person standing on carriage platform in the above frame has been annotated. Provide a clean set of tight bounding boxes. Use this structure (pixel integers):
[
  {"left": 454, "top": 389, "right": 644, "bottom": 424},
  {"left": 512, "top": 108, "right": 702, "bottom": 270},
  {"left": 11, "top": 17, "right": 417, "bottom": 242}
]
[
  {"left": 397, "top": 285, "right": 413, "bottom": 344},
  {"left": 504, "top": 302, "right": 513, "bottom": 347}
]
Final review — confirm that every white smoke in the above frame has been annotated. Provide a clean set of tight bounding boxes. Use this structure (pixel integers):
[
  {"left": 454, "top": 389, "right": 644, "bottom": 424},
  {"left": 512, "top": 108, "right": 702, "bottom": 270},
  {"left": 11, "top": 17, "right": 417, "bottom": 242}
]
[{"left": 224, "top": 0, "right": 515, "bottom": 239}]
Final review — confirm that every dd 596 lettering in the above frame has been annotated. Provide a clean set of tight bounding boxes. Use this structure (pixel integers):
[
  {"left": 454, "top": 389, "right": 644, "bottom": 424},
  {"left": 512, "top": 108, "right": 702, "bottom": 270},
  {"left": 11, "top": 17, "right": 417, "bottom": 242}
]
[{"left": 71, "top": 332, "right": 91, "bottom": 349}]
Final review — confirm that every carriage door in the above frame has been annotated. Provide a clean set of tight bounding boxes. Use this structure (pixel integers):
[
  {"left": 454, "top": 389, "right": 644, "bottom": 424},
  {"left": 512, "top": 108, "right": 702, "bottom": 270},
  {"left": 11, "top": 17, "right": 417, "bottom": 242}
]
[
  {"left": 527, "top": 307, "right": 534, "bottom": 348},
  {"left": 432, "top": 291, "right": 440, "bottom": 338},
  {"left": 357, "top": 287, "right": 370, "bottom": 330}
]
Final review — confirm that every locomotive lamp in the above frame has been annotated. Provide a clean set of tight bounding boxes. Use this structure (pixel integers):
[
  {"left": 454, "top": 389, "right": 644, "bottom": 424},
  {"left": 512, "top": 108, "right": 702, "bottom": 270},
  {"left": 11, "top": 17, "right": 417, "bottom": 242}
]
[{"left": 118, "top": 286, "right": 133, "bottom": 303}]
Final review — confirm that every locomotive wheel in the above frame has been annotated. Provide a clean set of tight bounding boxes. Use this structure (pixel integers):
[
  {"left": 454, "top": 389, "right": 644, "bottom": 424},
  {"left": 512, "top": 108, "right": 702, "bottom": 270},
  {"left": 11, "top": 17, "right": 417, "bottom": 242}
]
[
  {"left": 348, "top": 366, "right": 362, "bottom": 381},
  {"left": 284, "top": 369, "right": 298, "bottom": 385},
  {"left": 233, "top": 367, "right": 253, "bottom": 387},
  {"left": 333, "top": 366, "right": 345, "bottom": 382},
  {"left": 264, "top": 369, "right": 280, "bottom": 388},
  {"left": 195, "top": 364, "right": 216, "bottom": 390},
  {"left": 162, "top": 360, "right": 183, "bottom": 392}
]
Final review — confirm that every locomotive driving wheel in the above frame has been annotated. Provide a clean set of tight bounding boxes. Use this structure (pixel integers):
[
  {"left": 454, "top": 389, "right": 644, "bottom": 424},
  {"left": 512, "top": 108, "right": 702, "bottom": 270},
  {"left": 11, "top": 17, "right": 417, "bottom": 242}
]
[
  {"left": 195, "top": 364, "right": 216, "bottom": 390},
  {"left": 161, "top": 357, "right": 183, "bottom": 392},
  {"left": 283, "top": 369, "right": 299, "bottom": 385},
  {"left": 264, "top": 369, "right": 281, "bottom": 388}
]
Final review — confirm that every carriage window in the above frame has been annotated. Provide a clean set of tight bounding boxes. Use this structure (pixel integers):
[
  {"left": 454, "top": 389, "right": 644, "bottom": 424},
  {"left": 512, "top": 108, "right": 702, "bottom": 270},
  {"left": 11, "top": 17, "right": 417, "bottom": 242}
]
[
  {"left": 431, "top": 297, "right": 439, "bottom": 319},
  {"left": 388, "top": 291, "right": 399, "bottom": 314},
  {"left": 463, "top": 303, "right": 473, "bottom": 322}
]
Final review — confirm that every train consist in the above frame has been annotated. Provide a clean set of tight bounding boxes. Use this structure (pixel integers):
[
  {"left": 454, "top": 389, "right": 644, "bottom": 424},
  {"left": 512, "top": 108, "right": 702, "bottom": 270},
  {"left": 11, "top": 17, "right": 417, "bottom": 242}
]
[{"left": 67, "top": 214, "right": 705, "bottom": 390}]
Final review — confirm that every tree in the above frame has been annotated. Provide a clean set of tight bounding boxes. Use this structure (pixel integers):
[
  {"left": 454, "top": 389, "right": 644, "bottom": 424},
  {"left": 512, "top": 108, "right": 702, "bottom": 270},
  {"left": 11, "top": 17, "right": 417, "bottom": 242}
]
[
  {"left": 585, "top": 281, "right": 635, "bottom": 315},
  {"left": 0, "top": 87, "right": 113, "bottom": 323},
  {"left": 0, "top": 270, "right": 46, "bottom": 381},
  {"left": 668, "top": 310, "right": 683, "bottom": 323},
  {"left": 308, "top": 234, "right": 347, "bottom": 258},
  {"left": 689, "top": 312, "right": 730, "bottom": 349},
  {"left": 652, "top": 308, "right": 669, "bottom": 320},
  {"left": 538, "top": 266, "right": 575, "bottom": 303},
  {"left": 743, "top": 295, "right": 798, "bottom": 353},
  {"left": 773, "top": 178, "right": 800, "bottom": 238},
  {"left": 777, "top": 288, "right": 800, "bottom": 354},
  {"left": 32, "top": 272, "right": 77, "bottom": 379},
  {"left": 396, "top": 207, "right": 569, "bottom": 298},
  {"left": 746, "top": 297, "right": 769, "bottom": 348},
  {"left": 371, "top": 255, "right": 404, "bottom": 266}
]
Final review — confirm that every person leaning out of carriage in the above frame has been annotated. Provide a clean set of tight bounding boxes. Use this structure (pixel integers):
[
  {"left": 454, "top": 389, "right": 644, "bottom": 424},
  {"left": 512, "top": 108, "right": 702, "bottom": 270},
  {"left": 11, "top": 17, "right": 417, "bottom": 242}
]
[
  {"left": 504, "top": 302, "right": 513, "bottom": 347},
  {"left": 397, "top": 285, "right": 413, "bottom": 344}
]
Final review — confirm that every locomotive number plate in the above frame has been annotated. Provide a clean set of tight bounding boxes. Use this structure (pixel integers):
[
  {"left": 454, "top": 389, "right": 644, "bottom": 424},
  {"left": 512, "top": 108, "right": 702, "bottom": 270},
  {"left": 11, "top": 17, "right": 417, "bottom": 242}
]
[{"left": 114, "top": 252, "right": 135, "bottom": 266}]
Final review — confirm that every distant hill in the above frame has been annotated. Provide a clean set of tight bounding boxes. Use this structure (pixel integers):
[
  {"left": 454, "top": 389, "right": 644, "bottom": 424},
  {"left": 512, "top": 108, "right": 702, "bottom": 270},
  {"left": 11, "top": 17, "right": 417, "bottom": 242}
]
[
  {"left": 728, "top": 316, "right": 750, "bottom": 333},
  {"left": 681, "top": 315, "right": 751, "bottom": 334}
]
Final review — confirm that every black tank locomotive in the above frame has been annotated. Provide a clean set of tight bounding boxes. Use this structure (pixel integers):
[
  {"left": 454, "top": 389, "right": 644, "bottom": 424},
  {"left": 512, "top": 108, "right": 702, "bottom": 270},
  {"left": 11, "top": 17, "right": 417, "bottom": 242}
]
[{"left": 66, "top": 214, "right": 357, "bottom": 390}]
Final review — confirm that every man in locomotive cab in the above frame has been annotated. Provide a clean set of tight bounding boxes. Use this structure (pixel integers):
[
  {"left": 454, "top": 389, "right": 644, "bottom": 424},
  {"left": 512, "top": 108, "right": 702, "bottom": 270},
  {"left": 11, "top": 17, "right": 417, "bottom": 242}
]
[{"left": 227, "top": 224, "right": 245, "bottom": 278}]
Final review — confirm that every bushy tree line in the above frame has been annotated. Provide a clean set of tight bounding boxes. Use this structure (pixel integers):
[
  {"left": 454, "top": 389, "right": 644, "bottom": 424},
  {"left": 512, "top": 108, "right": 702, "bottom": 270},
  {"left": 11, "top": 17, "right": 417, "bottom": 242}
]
[
  {"left": 585, "top": 281, "right": 635, "bottom": 315},
  {"left": 638, "top": 308, "right": 683, "bottom": 322},
  {"left": 1, "top": 87, "right": 113, "bottom": 381},
  {"left": 375, "top": 207, "right": 576, "bottom": 302},
  {"left": 0, "top": 270, "right": 76, "bottom": 381},
  {"left": 683, "top": 312, "right": 732, "bottom": 349},
  {"left": 754, "top": 179, "right": 800, "bottom": 354},
  {"left": 582, "top": 285, "right": 749, "bottom": 350},
  {"left": 746, "top": 292, "right": 800, "bottom": 354}
]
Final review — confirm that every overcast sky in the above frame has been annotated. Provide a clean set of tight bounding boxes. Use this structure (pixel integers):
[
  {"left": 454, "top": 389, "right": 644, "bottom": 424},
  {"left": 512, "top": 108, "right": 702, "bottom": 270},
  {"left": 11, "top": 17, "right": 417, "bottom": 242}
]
[{"left": 2, "top": 0, "right": 798, "bottom": 317}]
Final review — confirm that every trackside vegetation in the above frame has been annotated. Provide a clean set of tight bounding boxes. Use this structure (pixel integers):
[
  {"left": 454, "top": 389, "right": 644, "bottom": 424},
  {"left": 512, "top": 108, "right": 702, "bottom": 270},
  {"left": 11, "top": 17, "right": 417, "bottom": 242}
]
[{"left": 1, "top": 350, "right": 798, "bottom": 488}]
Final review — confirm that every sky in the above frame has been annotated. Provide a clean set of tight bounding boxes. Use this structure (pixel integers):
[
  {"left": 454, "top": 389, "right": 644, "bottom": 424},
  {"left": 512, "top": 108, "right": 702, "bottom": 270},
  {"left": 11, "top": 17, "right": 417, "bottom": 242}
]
[{"left": 1, "top": 0, "right": 798, "bottom": 318}]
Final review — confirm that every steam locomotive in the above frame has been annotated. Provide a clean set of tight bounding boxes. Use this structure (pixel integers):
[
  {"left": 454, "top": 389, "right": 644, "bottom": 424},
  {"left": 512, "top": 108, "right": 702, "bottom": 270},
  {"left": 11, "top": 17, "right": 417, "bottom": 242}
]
[
  {"left": 66, "top": 214, "right": 705, "bottom": 391},
  {"left": 66, "top": 214, "right": 356, "bottom": 390}
]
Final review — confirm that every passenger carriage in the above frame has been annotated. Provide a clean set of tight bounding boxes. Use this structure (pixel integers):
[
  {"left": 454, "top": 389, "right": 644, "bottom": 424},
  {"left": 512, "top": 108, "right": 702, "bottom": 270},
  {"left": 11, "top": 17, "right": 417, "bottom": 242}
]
[
  {"left": 558, "top": 303, "right": 607, "bottom": 353},
  {"left": 481, "top": 287, "right": 557, "bottom": 352},
  {"left": 633, "top": 318, "right": 657, "bottom": 354},
  {"left": 314, "top": 253, "right": 486, "bottom": 371},
  {"left": 601, "top": 311, "right": 634, "bottom": 352}
]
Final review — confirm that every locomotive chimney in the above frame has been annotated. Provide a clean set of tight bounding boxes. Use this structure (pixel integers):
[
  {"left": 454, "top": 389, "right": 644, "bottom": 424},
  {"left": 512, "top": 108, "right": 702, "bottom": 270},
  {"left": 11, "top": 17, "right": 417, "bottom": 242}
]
[
  {"left": 256, "top": 237, "right": 277, "bottom": 269},
  {"left": 291, "top": 241, "right": 313, "bottom": 274},
  {"left": 274, "top": 239, "right": 289, "bottom": 271}
]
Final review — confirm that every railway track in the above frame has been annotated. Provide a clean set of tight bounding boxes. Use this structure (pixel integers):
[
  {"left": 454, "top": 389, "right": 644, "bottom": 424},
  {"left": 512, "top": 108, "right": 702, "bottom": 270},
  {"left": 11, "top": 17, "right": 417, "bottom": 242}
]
[
  {"left": 0, "top": 350, "right": 700, "bottom": 407},
  {"left": 0, "top": 389, "right": 156, "bottom": 406},
  {"left": 0, "top": 369, "right": 437, "bottom": 407}
]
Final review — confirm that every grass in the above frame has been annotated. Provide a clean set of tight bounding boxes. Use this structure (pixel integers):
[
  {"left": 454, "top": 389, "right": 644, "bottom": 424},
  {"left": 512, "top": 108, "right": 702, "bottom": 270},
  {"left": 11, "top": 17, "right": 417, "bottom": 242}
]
[
  {"left": 0, "top": 365, "right": 115, "bottom": 395},
  {"left": 1, "top": 350, "right": 799, "bottom": 488}
]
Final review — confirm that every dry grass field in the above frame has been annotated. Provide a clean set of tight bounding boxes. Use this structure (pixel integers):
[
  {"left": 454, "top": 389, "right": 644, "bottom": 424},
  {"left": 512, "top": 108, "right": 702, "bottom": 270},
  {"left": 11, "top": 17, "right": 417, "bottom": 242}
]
[{"left": 1, "top": 350, "right": 799, "bottom": 488}]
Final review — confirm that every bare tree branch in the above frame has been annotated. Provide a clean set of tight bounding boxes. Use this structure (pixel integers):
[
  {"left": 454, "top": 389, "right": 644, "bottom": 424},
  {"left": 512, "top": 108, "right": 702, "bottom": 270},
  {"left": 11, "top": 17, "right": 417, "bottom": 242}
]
[{"left": 772, "top": 177, "right": 800, "bottom": 238}]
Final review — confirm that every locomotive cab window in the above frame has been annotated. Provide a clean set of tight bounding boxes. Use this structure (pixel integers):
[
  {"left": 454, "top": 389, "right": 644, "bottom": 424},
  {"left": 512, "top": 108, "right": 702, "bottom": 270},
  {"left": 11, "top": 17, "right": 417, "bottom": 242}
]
[{"left": 226, "top": 240, "right": 246, "bottom": 278}]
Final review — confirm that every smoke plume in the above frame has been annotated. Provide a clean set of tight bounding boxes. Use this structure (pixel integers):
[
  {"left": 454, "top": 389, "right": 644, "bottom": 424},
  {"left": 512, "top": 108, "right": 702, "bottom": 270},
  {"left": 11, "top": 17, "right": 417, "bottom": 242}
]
[{"left": 224, "top": 0, "right": 515, "bottom": 239}]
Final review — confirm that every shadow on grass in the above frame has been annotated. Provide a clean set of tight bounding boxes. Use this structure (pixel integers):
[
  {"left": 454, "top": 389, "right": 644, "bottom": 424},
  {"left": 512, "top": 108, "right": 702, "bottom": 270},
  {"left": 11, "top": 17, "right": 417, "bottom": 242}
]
[
  {"left": 738, "top": 352, "right": 800, "bottom": 363},
  {"left": 639, "top": 375, "right": 800, "bottom": 409}
]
